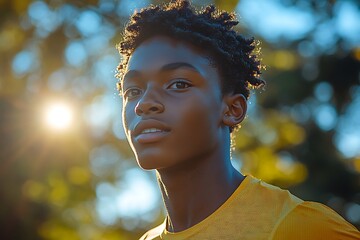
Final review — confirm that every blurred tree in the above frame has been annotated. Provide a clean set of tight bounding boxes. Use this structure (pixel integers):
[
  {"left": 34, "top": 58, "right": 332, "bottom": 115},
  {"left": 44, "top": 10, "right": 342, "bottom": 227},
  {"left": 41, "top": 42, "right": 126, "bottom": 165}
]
[{"left": 0, "top": 0, "right": 359, "bottom": 239}]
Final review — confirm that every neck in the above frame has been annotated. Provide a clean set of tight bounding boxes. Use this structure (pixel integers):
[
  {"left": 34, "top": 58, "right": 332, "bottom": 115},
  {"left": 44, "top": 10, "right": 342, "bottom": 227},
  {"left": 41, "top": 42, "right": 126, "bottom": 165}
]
[{"left": 155, "top": 133, "right": 244, "bottom": 232}]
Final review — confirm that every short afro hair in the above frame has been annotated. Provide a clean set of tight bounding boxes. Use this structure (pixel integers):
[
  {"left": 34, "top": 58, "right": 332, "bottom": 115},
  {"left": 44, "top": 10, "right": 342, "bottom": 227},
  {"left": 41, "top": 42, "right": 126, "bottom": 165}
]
[{"left": 116, "top": 0, "right": 265, "bottom": 100}]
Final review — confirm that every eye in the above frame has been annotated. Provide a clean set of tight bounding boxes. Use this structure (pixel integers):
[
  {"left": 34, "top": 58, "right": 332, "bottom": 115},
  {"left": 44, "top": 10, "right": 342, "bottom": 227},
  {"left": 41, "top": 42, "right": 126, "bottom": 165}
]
[
  {"left": 123, "top": 88, "right": 142, "bottom": 100},
  {"left": 168, "top": 80, "right": 192, "bottom": 89}
]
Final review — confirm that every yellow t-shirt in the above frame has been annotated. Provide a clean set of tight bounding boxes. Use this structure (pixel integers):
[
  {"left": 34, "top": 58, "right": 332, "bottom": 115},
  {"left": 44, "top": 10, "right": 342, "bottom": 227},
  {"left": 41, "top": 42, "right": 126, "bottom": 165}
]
[{"left": 140, "top": 175, "right": 359, "bottom": 240}]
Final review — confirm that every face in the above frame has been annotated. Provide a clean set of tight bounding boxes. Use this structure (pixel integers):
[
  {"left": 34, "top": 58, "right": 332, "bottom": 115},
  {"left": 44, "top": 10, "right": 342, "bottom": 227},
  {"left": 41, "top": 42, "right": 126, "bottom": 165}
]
[{"left": 121, "top": 36, "right": 228, "bottom": 170}]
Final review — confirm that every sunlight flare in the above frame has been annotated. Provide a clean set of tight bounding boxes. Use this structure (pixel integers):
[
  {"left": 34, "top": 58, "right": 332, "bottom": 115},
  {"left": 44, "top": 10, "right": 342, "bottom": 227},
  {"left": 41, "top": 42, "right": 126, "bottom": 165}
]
[{"left": 44, "top": 102, "right": 73, "bottom": 130}]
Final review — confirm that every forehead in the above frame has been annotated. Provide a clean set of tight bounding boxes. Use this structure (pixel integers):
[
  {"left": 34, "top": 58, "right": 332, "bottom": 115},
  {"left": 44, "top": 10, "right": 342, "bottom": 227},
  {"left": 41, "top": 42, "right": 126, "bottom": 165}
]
[{"left": 126, "top": 36, "right": 215, "bottom": 75}]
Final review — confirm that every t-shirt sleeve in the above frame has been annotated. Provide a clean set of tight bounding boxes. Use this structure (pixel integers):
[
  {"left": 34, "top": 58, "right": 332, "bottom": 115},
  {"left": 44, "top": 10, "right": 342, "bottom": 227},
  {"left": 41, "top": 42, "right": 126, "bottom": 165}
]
[{"left": 272, "top": 201, "right": 360, "bottom": 240}]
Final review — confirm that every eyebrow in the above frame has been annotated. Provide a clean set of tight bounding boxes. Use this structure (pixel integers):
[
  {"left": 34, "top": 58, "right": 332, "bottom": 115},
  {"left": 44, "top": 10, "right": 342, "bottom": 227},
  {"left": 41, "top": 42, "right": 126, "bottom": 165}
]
[
  {"left": 161, "top": 62, "right": 199, "bottom": 72},
  {"left": 122, "top": 62, "right": 201, "bottom": 83}
]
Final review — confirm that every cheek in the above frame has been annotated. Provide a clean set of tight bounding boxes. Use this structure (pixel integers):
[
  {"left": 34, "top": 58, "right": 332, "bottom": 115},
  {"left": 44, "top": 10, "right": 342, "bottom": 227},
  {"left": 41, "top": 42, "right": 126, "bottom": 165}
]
[
  {"left": 122, "top": 103, "right": 135, "bottom": 139},
  {"left": 121, "top": 105, "right": 128, "bottom": 133},
  {"left": 174, "top": 97, "right": 220, "bottom": 144}
]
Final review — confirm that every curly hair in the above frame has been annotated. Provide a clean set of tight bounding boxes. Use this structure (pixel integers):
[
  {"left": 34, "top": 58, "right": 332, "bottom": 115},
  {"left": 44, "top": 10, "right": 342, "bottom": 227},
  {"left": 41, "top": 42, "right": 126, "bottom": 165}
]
[{"left": 116, "top": 0, "right": 265, "bottom": 113}]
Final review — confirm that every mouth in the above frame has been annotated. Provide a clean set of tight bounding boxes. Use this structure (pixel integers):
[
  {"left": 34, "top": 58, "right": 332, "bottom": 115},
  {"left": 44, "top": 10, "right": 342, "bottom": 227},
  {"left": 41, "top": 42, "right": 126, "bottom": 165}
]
[
  {"left": 141, "top": 128, "right": 166, "bottom": 134},
  {"left": 133, "top": 120, "right": 171, "bottom": 144}
]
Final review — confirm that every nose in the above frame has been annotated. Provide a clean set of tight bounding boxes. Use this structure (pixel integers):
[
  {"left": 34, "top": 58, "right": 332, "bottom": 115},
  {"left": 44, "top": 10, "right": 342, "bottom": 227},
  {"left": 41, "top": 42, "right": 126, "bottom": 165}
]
[{"left": 134, "top": 89, "right": 164, "bottom": 116}]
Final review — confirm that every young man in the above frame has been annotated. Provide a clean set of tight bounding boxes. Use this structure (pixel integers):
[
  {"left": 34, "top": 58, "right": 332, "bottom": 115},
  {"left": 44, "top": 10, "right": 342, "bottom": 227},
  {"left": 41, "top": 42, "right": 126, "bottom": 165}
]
[{"left": 117, "top": 0, "right": 360, "bottom": 239}]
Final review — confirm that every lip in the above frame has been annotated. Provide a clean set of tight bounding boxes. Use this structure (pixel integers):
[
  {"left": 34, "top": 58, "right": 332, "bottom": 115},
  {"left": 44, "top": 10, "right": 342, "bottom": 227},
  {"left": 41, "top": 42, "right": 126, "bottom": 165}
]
[{"left": 132, "top": 119, "right": 171, "bottom": 143}]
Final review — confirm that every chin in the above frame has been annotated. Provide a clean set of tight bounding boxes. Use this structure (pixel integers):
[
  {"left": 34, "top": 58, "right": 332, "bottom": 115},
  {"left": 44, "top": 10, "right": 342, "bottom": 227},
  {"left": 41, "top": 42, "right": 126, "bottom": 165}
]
[
  {"left": 135, "top": 153, "right": 166, "bottom": 170},
  {"left": 137, "top": 161, "right": 156, "bottom": 170}
]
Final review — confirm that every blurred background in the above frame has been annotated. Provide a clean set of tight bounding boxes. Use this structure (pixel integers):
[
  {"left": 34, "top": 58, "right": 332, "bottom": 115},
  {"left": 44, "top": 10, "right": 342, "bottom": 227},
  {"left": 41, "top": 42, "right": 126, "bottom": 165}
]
[{"left": 0, "top": 0, "right": 359, "bottom": 239}]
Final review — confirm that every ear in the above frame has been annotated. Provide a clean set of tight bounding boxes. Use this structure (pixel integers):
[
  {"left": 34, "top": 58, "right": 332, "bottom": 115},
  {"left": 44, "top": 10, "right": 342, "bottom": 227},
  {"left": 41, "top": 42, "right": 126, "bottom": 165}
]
[{"left": 222, "top": 93, "right": 247, "bottom": 127}]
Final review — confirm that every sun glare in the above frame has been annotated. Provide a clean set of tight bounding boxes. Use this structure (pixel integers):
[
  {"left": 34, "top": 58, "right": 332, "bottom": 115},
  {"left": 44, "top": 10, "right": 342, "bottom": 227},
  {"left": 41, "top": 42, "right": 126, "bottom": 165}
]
[{"left": 44, "top": 103, "right": 73, "bottom": 130}]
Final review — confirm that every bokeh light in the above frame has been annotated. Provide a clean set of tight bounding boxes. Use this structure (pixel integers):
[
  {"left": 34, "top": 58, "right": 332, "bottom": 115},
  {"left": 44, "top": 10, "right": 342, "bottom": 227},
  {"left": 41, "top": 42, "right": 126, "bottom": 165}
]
[
  {"left": 1, "top": 0, "right": 360, "bottom": 239},
  {"left": 44, "top": 102, "right": 73, "bottom": 130}
]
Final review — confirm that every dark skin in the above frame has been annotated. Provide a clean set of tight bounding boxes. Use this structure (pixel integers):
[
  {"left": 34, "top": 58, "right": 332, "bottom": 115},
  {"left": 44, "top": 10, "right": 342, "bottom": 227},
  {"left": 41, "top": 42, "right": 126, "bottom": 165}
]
[{"left": 121, "top": 36, "right": 247, "bottom": 232}]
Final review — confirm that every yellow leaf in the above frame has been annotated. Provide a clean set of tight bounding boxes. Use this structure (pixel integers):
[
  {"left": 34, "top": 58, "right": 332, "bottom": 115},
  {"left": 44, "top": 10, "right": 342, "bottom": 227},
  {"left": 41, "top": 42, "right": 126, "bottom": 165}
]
[{"left": 67, "top": 167, "right": 90, "bottom": 185}]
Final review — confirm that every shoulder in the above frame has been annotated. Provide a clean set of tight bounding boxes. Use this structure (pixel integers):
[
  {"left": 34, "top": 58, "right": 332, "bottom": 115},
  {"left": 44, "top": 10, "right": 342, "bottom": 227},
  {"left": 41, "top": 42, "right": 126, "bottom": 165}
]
[
  {"left": 139, "top": 223, "right": 165, "bottom": 240},
  {"left": 272, "top": 201, "right": 360, "bottom": 240}
]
